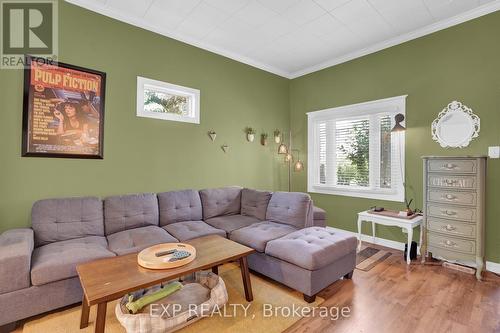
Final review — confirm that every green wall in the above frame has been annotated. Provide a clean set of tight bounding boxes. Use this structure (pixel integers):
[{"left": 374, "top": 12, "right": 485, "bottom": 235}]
[
  {"left": 1, "top": 2, "right": 499, "bottom": 264},
  {"left": 290, "top": 11, "right": 500, "bottom": 263},
  {"left": 0, "top": 1, "right": 290, "bottom": 232}
]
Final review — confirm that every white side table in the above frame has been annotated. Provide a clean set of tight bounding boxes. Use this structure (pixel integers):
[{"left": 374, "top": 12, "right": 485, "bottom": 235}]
[{"left": 357, "top": 211, "right": 424, "bottom": 265}]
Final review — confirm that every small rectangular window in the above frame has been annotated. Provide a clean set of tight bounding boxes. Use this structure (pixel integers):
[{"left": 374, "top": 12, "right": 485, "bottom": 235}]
[
  {"left": 307, "top": 95, "right": 406, "bottom": 202},
  {"left": 136, "top": 76, "right": 200, "bottom": 124}
]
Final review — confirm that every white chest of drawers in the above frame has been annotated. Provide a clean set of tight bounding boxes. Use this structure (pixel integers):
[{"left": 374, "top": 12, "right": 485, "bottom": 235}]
[{"left": 421, "top": 156, "right": 487, "bottom": 280}]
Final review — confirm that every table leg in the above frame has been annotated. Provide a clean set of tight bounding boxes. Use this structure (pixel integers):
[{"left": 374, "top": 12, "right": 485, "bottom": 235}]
[
  {"left": 212, "top": 265, "right": 219, "bottom": 275},
  {"left": 239, "top": 257, "right": 253, "bottom": 302},
  {"left": 406, "top": 227, "right": 413, "bottom": 265},
  {"left": 372, "top": 222, "right": 376, "bottom": 244},
  {"left": 420, "top": 223, "right": 427, "bottom": 264},
  {"left": 419, "top": 224, "right": 423, "bottom": 257},
  {"left": 80, "top": 294, "right": 90, "bottom": 329},
  {"left": 95, "top": 302, "right": 107, "bottom": 333},
  {"left": 357, "top": 217, "right": 363, "bottom": 252}
]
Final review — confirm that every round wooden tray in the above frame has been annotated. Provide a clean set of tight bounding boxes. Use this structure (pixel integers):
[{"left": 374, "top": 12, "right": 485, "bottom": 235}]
[{"left": 137, "top": 243, "right": 196, "bottom": 270}]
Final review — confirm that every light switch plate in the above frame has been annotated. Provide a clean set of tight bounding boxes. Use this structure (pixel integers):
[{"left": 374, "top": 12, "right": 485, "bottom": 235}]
[{"left": 488, "top": 146, "right": 500, "bottom": 158}]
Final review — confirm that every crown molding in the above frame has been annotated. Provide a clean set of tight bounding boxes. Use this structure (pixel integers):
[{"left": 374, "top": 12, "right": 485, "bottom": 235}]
[
  {"left": 289, "top": 1, "right": 500, "bottom": 78},
  {"left": 65, "top": 0, "right": 500, "bottom": 80},
  {"left": 64, "top": 0, "right": 291, "bottom": 78}
]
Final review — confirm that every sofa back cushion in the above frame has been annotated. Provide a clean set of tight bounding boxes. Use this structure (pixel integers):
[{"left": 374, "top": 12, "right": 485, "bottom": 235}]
[
  {"left": 265, "top": 192, "right": 313, "bottom": 229},
  {"left": 157, "top": 189, "right": 203, "bottom": 226},
  {"left": 104, "top": 193, "right": 159, "bottom": 235},
  {"left": 32, "top": 197, "right": 104, "bottom": 247},
  {"left": 199, "top": 187, "right": 242, "bottom": 220},
  {"left": 240, "top": 188, "right": 272, "bottom": 220}
]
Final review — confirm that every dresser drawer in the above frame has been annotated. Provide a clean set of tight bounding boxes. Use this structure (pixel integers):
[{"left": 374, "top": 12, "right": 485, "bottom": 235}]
[
  {"left": 427, "top": 218, "right": 476, "bottom": 238},
  {"left": 427, "top": 159, "right": 477, "bottom": 174},
  {"left": 428, "top": 190, "right": 477, "bottom": 206},
  {"left": 428, "top": 174, "right": 477, "bottom": 190},
  {"left": 427, "top": 204, "right": 476, "bottom": 222},
  {"left": 428, "top": 233, "right": 476, "bottom": 255}
]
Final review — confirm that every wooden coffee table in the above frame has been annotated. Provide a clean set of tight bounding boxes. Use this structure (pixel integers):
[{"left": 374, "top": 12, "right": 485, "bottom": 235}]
[{"left": 76, "top": 235, "right": 255, "bottom": 333}]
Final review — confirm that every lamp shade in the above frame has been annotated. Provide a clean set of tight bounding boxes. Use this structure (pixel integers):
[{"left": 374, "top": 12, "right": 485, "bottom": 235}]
[
  {"left": 294, "top": 160, "right": 304, "bottom": 172},
  {"left": 391, "top": 113, "right": 406, "bottom": 132},
  {"left": 284, "top": 153, "right": 293, "bottom": 162},
  {"left": 278, "top": 143, "right": 288, "bottom": 154}
]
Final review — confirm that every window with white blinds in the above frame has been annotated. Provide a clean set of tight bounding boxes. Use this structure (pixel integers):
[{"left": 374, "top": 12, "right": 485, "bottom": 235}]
[{"left": 307, "top": 95, "right": 406, "bottom": 202}]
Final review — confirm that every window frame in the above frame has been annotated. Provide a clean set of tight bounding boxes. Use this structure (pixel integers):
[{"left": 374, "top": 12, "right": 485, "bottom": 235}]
[
  {"left": 136, "top": 76, "right": 200, "bottom": 124},
  {"left": 307, "top": 95, "right": 407, "bottom": 202}
]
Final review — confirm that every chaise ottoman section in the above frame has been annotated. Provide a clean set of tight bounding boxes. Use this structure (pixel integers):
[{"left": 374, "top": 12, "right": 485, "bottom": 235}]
[
  {"left": 265, "top": 227, "right": 357, "bottom": 270},
  {"left": 262, "top": 227, "right": 357, "bottom": 302}
]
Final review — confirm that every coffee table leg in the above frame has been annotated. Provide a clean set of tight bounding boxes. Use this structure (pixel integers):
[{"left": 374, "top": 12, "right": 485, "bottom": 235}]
[
  {"left": 80, "top": 294, "right": 90, "bottom": 329},
  {"left": 95, "top": 302, "right": 107, "bottom": 333},
  {"left": 239, "top": 257, "right": 253, "bottom": 302},
  {"left": 212, "top": 265, "right": 219, "bottom": 275}
]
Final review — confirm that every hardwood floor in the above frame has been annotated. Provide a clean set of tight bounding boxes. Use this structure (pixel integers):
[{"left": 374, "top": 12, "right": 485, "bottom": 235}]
[{"left": 285, "top": 244, "right": 500, "bottom": 333}]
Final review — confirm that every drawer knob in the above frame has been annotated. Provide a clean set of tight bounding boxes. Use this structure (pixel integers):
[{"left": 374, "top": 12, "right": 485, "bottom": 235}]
[
  {"left": 443, "top": 240, "right": 456, "bottom": 247},
  {"left": 442, "top": 163, "right": 457, "bottom": 170},
  {"left": 444, "top": 224, "right": 456, "bottom": 231},
  {"left": 442, "top": 194, "right": 456, "bottom": 200},
  {"left": 442, "top": 210, "right": 457, "bottom": 216}
]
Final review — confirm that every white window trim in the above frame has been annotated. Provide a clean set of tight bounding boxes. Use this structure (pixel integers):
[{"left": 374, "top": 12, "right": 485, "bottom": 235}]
[
  {"left": 136, "top": 76, "right": 200, "bottom": 124},
  {"left": 307, "top": 95, "right": 407, "bottom": 202}
]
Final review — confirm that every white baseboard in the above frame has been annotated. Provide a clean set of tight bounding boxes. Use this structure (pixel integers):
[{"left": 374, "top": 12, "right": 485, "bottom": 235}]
[{"left": 327, "top": 226, "right": 500, "bottom": 275}]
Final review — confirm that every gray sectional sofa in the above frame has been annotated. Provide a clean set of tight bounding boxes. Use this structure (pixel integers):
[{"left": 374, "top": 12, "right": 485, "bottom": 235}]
[{"left": 0, "top": 187, "right": 356, "bottom": 327}]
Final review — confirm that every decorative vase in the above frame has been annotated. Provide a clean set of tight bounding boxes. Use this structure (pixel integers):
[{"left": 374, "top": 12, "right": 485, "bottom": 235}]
[{"left": 247, "top": 133, "right": 255, "bottom": 142}]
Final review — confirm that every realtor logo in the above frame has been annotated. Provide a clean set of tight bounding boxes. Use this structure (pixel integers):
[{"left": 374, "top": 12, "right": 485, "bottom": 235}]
[{"left": 1, "top": 0, "right": 58, "bottom": 69}]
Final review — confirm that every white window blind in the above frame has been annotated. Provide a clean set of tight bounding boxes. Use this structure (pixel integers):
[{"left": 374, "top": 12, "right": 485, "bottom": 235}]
[{"left": 308, "top": 95, "right": 406, "bottom": 202}]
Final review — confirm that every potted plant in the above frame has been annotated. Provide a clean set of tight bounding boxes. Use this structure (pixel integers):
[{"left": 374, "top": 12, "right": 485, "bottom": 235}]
[
  {"left": 261, "top": 133, "right": 268, "bottom": 146},
  {"left": 245, "top": 127, "right": 256, "bottom": 142},
  {"left": 274, "top": 129, "right": 281, "bottom": 143}
]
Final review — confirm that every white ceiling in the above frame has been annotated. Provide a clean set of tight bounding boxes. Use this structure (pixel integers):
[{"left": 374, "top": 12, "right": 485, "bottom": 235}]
[{"left": 66, "top": 0, "right": 500, "bottom": 78}]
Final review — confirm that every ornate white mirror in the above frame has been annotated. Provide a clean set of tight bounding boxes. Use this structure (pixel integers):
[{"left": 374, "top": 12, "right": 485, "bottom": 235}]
[{"left": 431, "top": 101, "right": 480, "bottom": 148}]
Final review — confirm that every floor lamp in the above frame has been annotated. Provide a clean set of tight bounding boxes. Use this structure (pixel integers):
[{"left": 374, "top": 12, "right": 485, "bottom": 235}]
[{"left": 277, "top": 131, "right": 303, "bottom": 192}]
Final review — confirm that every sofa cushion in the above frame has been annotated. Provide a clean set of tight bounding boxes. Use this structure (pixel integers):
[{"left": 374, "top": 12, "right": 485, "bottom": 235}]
[
  {"left": 30, "top": 236, "right": 115, "bottom": 286},
  {"left": 241, "top": 188, "right": 272, "bottom": 220},
  {"left": 266, "top": 192, "right": 313, "bottom": 229},
  {"left": 229, "top": 221, "right": 297, "bottom": 252},
  {"left": 265, "top": 227, "right": 357, "bottom": 270},
  {"left": 104, "top": 193, "right": 159, "bottom": 235},
  {"left": 158, "top": 190, "right": 202, "bottom": 226},
  {"left": 106, "top": 226, "right": 177, "bottom": 256},
  {"left": 162, "top": 221, "right": 225, "bottom": 241},
  {"left": 32, "top": 197, "right": 104, "bottom": 247},
  {"left": 199, "top": 187, "right": 242, "bottom": 220},
  {"left": 205, "top": 214, "right": 260, "bottom": 234}
]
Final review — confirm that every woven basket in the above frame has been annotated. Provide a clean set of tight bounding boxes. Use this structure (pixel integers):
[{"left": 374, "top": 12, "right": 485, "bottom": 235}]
[{"left": 115, "top": 272, "right": 228, "bottom": 333}]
